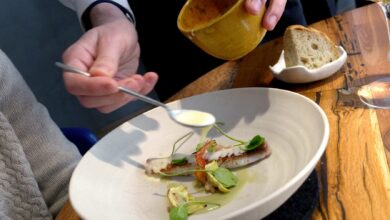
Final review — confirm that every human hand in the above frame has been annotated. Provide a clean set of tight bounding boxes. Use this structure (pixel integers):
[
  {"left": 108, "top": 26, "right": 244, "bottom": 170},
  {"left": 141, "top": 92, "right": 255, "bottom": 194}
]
[
  {"left": 245, "top": 0, "right": 287, "bottom": 30},
  {"left": 62, "top": 3, "right": 158, "bottom": 113}
]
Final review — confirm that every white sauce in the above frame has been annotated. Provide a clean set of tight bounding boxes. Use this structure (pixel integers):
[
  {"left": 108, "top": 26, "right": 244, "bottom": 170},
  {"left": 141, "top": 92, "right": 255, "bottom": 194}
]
[{"left": 174, "top": 110, "right": 215, "bottom": 127}]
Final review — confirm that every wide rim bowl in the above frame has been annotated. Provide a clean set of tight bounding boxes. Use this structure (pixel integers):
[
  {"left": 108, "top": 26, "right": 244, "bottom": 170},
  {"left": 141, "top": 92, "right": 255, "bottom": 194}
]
[{"left": 69, "top": 88, "right": 330, "bottom": 220}]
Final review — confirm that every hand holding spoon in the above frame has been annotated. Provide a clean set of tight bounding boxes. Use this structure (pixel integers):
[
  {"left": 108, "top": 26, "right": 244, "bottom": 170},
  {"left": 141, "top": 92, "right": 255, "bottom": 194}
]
[{"left": 55, "top": 62, "right": 216, "bottom": 128}]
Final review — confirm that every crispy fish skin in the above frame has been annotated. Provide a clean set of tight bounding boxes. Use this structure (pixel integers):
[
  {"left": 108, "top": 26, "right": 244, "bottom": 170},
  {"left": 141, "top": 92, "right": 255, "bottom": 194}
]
[{"left": 145, "top": 142, "right": 271, "bottom": 176}]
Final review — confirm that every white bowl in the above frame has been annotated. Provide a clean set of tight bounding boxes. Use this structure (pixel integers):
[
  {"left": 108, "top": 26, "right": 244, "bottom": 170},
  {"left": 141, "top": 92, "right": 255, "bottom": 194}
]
[
  {"left": 269, "top": 46, "right": 347, "bottom": 83},
  {"left": 69, "top": 88, "right": 329, "bottom": 220}
]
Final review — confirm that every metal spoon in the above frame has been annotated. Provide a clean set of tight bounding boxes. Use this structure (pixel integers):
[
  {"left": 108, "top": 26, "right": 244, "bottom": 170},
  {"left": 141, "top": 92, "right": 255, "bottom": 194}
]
[{"left": 55, "top": 62, "right": 216, "bottom": 127}]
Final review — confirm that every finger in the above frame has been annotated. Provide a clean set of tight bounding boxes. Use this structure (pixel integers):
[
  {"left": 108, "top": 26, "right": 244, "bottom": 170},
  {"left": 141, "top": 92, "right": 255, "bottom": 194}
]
[
  {"left": 63, "top": 74, "right": 118, "bottom": 96},
  {"left": 89, "top": 34, "right": 124, "bottom": 78},
  {"left": 96, "top": 76, "right": 146, "bottom": 113},
  {"left": 62, "top": 32, "right": 98, "bottom": 72},
  {"left": 77, "top": 91, "right": 132, "bottom": 109},
  {"left": 96, "top": 96, "right": 133, "bottom": 113},
  {"left": 61, "top": 32, "right": 116, "bottom": 97},
  {"left": 84, "top": 73, "right": 155, "bottom": 113},
  {"left": 76, "top": 77, "right": 142, "bottom": 108},
  {"left": 262, "top": 0, "right": 286, "bottom": 31},
  {"left": 139, "top": 72, "right": 159, "bottom": 95},
  {"left": 245, "top": 0, "right": 262, "bottom": 15}
]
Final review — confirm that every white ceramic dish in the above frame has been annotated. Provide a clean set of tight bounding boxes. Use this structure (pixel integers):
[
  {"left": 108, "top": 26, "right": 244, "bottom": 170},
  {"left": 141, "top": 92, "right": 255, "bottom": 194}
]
[
  {"left": 69, "top": 88, "right": 329, "bottom": 220},
  {"left": 269, "top": 46, "right": 347, "bottom": 83}
]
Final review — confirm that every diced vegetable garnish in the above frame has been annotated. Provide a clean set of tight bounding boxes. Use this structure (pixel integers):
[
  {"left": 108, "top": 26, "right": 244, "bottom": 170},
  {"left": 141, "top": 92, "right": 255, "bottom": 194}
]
[
  {"left": 167, "top": 184, "right": 220, "bottom": 220},
  {"left": 167, "top": 184, "right": 191, "bottom": 207}
]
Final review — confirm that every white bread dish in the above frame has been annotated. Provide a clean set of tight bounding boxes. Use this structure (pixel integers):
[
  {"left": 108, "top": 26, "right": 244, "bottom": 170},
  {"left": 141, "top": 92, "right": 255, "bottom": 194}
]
[{"left": 270, "top": 25, "right": 347, "bottom": 84}]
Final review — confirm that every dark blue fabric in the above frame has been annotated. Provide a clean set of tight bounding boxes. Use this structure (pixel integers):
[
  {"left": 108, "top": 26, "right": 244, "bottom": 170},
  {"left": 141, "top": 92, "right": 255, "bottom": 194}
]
[{"left": 61, "top": 127, "right": 98, "bottom": 155}]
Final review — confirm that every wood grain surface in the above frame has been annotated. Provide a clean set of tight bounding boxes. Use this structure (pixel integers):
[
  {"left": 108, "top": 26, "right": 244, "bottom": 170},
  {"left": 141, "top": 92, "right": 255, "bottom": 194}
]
[
  {"left": 56, "top": 3, "right": 390, "bottom": 220},
  {"left": 304, "top": 90, "right": 390, "bottom": 219}
]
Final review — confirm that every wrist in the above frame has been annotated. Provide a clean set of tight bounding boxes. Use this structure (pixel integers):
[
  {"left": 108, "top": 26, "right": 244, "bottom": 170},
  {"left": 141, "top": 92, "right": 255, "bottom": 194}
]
[
  {"left": 90, "top": 3, "right": 127, "bottom": 27},
  {"left": 81, "top": 1, "right": 135, "bottom": 30}
]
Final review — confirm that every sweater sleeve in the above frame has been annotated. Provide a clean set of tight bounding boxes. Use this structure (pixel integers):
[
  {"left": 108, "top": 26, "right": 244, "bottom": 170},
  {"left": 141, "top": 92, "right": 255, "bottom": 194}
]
[
  {"left": 58, "top": 0, "right": 134, "bottom": 27},
  {"left": 0, "top": 50, "right": 82, "bottom": 216}
]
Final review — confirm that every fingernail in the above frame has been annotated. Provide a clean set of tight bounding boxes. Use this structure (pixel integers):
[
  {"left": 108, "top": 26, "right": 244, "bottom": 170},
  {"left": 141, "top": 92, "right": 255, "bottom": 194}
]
[{"left": 268, "top": 15, "right": 277, "bottom": 29}]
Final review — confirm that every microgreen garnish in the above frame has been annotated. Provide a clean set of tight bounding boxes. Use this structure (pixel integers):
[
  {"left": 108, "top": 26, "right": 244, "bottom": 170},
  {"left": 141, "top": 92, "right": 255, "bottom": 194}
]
[
  {"left": 241, "top": 135, "right": 264, "bottom": 151},
  {"left": 169, "top": 204, "right": 188, "bottom": 220},
  {"left": 169, "top": 201, "right": 221, "bottom": 220},
  {"left": 213, "top": 124, "right": 264, "bottom": 151},
  {"left": 204, "top": 161, "right": 238, "bottom": 192},
  {"left": 171, "top": 157, "right": 188, "bottom": 165},
  {"left": 171, "top": 132, "right": 194, "bottom": 156},
  {"left": 170, "top": 132, "right": 193, "bottom": 165},
  {"left": 195, "top": 125, "right": 213, "bottom": 152},
  {"left": 213, "top": 124, "right": 245, "bottom": 144},
  {"left": 212, "top": 167, "right": 238, "bottom": 188}
]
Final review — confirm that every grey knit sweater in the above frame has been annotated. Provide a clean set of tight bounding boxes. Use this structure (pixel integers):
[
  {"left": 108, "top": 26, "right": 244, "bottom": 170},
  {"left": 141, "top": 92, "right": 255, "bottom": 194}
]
[{"left": 0, "top": 50, "right": 81, "bottom": 219}]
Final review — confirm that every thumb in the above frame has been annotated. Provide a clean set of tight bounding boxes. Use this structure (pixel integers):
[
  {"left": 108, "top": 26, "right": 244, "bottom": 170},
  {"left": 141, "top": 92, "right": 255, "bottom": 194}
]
[{"left": 89, "top": 39, "right": 122, "bottom": 77}]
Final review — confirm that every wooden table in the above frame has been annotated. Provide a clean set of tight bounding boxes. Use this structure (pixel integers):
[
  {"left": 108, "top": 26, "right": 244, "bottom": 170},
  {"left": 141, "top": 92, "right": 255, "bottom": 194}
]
[{"left": 57, "top": 3, "right": 390, "bottom": 220}]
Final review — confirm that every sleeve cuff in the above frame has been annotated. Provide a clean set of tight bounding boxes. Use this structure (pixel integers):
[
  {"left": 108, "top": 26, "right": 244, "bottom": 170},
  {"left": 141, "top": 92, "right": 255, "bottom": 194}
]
[{"left": 77, "top": 0, "right": 135, "bottom": 30}]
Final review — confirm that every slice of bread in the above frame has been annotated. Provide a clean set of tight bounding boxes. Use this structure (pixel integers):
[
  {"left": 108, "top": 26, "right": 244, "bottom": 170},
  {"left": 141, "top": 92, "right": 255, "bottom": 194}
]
[{"left": 283, "top": 25, "right": 339, "bottom": 69}]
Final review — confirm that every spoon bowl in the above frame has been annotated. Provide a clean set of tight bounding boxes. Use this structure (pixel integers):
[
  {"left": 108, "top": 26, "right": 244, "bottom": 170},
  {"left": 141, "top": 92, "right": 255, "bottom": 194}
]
[
  {"left": 169, "top": 109, "right": 216, "bottom": 127},
  {"left": 55, "top": 62, "right": 216, "bottom": 128}
]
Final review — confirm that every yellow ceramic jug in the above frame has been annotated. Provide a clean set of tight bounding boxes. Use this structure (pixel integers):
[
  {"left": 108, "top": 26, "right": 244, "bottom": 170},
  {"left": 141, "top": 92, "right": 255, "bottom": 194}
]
[{"left": 177, "top": 0, "right": 267, "bottom": 60}]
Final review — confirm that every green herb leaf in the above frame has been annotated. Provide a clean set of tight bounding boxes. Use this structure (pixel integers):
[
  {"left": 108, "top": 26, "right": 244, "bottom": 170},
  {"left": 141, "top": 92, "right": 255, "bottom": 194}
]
[
  {"left": 171, "top": 157, "right": 188, "bottom": 165},
  {"left": 169, "top": 204, "right": 188, "bottom": 220},
  {"left": 242, "top": 135, "right": 264, "bottom": 151},
  {"left": 211, "top": 167, "right": 238, "bottom": 188},
  {"left": 195, "top": 143, "right": 203, "bottom": 152}
]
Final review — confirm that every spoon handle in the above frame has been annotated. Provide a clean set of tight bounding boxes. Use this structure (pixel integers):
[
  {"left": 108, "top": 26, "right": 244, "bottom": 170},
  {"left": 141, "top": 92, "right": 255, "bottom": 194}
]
[
  {"left": 55, "top": 62, "right": 168, "bottom": 110},
  {"left": 117, "top": 86, "right": 168, "bottom": 109},
  {"left": 55, "top": 62, "right": 91, "bottom": 77}
]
